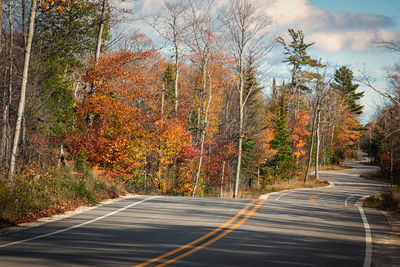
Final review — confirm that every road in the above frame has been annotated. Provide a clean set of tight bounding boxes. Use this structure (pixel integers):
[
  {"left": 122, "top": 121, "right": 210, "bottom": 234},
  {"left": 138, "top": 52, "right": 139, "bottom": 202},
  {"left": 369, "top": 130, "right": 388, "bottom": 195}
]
[{"left": 0, "top": 161, "right": 399, "bottom": 266}]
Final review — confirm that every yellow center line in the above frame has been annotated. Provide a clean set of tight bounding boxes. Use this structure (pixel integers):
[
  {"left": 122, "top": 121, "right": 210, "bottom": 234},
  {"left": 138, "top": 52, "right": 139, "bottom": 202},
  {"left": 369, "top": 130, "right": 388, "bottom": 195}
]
[
  {"left": 134, "top": 199, "right": 258, "bottom": 267},
  {"left": 156, "top": 199, "right": 267, "bottom": 267},
  {"left": 308, "top": 190, "right": 336, "bottom": 203},
  {"left": 308, "top": 184, "right": 369, "bottom": 204}
]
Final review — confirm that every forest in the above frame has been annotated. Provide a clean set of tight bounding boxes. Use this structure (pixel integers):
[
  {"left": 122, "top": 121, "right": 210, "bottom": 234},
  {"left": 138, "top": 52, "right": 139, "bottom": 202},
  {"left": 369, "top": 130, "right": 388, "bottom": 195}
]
[{"left": 0, "top": 0, "right": 398, "bottom": 225}]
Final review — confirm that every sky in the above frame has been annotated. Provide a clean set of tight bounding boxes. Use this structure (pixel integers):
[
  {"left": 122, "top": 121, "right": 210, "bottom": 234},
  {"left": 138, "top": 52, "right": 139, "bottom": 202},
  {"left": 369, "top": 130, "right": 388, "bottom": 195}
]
[{"left": 115, "top": 0, "right": 400, "bottom": 123}]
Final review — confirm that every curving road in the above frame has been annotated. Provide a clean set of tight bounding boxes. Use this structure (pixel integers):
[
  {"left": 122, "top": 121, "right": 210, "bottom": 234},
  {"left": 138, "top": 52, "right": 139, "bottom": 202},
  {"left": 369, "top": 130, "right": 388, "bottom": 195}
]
[{"left": 0, "top": 161, "right": 399, "bottom": 266}]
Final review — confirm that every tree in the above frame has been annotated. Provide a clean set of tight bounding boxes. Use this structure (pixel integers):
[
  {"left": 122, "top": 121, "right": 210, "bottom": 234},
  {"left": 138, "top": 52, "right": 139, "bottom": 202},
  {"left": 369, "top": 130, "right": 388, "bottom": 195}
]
[
  {"left": 221, "top": 0, "right": 272, "bottom": 198},
  {"left": 332, "top": 66, "right": 363, "bottom": 115},
  {"left": 304, "top": 68, "right": 329, "bottom": 183},
  {"left": 95, "top": 0, "right": 107, "bottom": 61},
  {"left": 8, "top": 0, "right": 82, "bottom": 177},
  {"left": 32, "top": 1, "right": 111, "bottom": 136},
  {"left": 182, "top": 0, "right": 219, "bottom": 196},
  {"left": 276, "top": 29, "right": 319, "bottom": 90},
  {"left": 265, "top": 89, "right": 295, "bottom": 180},
  {"left": 70, "top": 51, "right": 154, "bottom": 176},
  {"left": 241, "top": 64, "right": 264, "bottom": 188},
  {"left": 8, "top": 0, "right": 37, "bottom": 178},
  {"left": 144, "top": 0, "right": 188, "bottom": 117},
  {"left": 0, "top": 0, "right": 3, "bottom": 54},
  {"left": 162, "top": 63, "right": 176, "bottom": 118},
  {"left": 1, "top": 0, "right": 14, "bottom": 163}
]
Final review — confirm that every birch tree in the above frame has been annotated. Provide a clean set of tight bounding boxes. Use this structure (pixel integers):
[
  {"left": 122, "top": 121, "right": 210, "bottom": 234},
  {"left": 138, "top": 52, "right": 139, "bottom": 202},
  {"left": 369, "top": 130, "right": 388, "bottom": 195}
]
[
  {"left": 8, "top": 0, "right": 36, "bottom": 177},
  {"left": 183, "top": 0, "right": 219, "bottom": 196},
  {"left": 95, "top": 0, "right": 107, "bottom": 62},
  {"left": 144, "top": 0, "right": 188, "bottom": 116},
  {"left": 221, "top": 0, "right": 271, "bottom": 198},
  {"left": 1, "top": 0, "right": 13, "bottom": 163},
  {"left": 304, "top": 69, "right": 330, "bottom": 183}
]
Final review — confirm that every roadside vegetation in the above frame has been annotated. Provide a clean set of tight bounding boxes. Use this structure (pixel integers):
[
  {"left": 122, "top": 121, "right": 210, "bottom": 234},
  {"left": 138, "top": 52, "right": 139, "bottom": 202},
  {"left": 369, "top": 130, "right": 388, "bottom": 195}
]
[
  {"left": 364, "top": 188, "right": 400, "bottom": 213},
  {"left": 362, "top": 171, "right": 400, "bottom": 213},
  {"left": 3, "top": 0, "right": 398, "bottom": 227},
  {"left": 0, "top": 162, "right": 133, "bottom": 228},
  {"left": 239, "top": 175, "right": 329, "bottom": 199}
]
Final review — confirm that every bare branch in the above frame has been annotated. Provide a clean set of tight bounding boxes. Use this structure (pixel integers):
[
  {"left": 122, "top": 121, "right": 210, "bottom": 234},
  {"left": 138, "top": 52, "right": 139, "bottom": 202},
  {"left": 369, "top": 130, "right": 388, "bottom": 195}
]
[{"left": 358, "top": 70, "right": 400, "bottom": 107}]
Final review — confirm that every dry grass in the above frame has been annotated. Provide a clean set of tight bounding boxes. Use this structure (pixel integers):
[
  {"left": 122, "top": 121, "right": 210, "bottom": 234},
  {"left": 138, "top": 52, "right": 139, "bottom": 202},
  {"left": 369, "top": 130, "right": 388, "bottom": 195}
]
[
  {"left": 360, "top": 171, "right": 391, "bottom": 183},
  {"left": 317, "top": 164, "right": 353, "bottom": 171},
  {"left": 238, "top": 176, "right": 329, "bottom": 199},
  {"left": 364, "top": 187, "right": 400, "bottom": 213},
  {"left": 0, "top": 165, "right": 131, "bottom": 229}
]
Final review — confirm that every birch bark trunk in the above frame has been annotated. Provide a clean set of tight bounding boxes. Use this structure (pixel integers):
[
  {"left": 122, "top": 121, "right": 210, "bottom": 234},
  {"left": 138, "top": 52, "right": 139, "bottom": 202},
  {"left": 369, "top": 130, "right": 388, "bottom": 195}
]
[{"left": 8, "top": 0, "right": 37, "bottom": 178}]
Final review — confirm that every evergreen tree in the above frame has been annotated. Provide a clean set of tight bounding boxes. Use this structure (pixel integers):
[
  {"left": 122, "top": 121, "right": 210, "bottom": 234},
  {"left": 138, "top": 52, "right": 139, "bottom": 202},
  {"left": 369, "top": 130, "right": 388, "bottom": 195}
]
[
  {"left": 162, "top": 63, "right": 176, "bottom": 119},
  {"left": 276, "top": 29, "right": 321, "bottom": 90},
  {"left": 332, "top": 66, "right": 364, "bottom": 114},
  {"left": 30, "top": 1, "right": 111, "bottom": 136},
  {"left": 361, "top": 128, "right": 384, "bottom": 163},
  {"left": 265, "top": 89, "right": 295, "bottom": 180},
  {"left": 242, "top": 65, "right": 264, "bottom": 188}
]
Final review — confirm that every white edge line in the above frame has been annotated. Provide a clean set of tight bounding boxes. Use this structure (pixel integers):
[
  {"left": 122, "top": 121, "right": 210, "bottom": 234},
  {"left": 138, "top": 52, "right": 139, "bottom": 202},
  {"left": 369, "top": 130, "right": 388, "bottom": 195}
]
[
  {"left": 275, "top": 192, "right": 290, "bottom": 201},
  {"left": 358, "top": 207, "right": 372, "bottom": 267},
  {"left": 0, "top": 196, "right": 160, "bottom": 248},
  {"left": 345, "top": 195, "right": 358, "bottom": 207}
]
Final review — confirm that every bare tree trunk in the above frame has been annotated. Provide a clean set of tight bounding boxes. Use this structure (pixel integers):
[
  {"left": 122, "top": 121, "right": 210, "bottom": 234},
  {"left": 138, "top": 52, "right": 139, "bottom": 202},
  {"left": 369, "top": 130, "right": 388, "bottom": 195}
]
[
  {"left": 161, "top": 84, "right": 165, "bottom": 118},
  {"left": 390, "top": 111, "right": 394, "bottom": 186},
  {"left": 8, "top": 0, "right": 37, "bottom": 178},
  {"left": 304, "top": 102, "right": 318, "bottom": 184},
  {"left": 330, "top": 123, "right": 335, "bottom": 147},
  {"left": 174, "top": 41, "right": 179, "bottom": 116},
  {"left": 193, "top": 67, "right": 212, "bottom": 196},
  {"left": 95, "top": 0, "right": 106, "bottom": 62},
  {"left": 314, "top": 108, "right": 321, "bottom": 180},
  {"left": 0, "top": 0, "right": 4, "bottom": 54},
  {"left": 1, "top": 90, "right": 7, "bottom": 163},
  {"left": 234, "top": 50, "right": 245, "bottom": 199},
  {"left": 1, "top": 0, "right": 13, "bottom": 164},
  {"left": 220, "top": 161, "right": 225, "bottom": 197},
  {"left": 22, "top": 0, "right": 27, "bottom": 45},
  {"left": 21, "top": 0, "right": 28, "bottom": 162}
]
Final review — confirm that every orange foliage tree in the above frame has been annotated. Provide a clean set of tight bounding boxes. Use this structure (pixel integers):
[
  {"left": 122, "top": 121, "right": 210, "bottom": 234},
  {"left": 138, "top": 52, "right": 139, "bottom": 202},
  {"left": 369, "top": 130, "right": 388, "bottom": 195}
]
[{"left": 69, "top": 51, "right": 154, "bottom": 177}]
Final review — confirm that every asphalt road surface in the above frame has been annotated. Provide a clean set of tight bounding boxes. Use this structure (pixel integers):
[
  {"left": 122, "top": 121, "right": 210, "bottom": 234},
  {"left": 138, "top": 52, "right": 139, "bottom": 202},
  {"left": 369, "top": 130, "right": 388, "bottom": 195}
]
[{"left": 1, "top": 161, "right": 398, "bottom": 266}]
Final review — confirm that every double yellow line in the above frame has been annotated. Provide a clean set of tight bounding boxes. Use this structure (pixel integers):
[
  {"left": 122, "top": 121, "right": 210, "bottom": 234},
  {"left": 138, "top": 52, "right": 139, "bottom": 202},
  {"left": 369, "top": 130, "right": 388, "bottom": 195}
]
[
  {"left": 134, "top": 199, "right": 266, "bottom": 267},
  {"left": 308, "top": 183, "right": 369, "bottom": 204}
]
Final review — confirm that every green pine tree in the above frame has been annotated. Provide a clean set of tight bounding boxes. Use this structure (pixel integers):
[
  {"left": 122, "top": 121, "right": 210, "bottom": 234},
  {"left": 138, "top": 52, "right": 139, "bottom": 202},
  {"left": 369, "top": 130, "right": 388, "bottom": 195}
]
[
  {"left": 332, "top": 66, "right": 364, "bottom": 114},
  {"left": 276, "top": 29, "right": 322, "bottom": 90},
  {"left": 30, "top": 1, "right": 111, "bottom": 136},
  {"left": 162, "top": 63, "right": 178, "bottom": 119},
  {"left": 241, "top": 65, "right": 264, "bottom": 188},
  {"left": 264, "top": 89, "right": 295, "bottom": 180}
]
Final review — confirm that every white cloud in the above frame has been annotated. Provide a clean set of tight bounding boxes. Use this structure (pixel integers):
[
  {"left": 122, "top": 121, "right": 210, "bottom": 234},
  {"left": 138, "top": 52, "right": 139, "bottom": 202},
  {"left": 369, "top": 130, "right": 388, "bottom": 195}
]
[
  {"left": 257, "top": 0, "right": 400, "bottom": 53},
  {"left": 131, "top": 0, "right": 399, "bottom": 53},
  {"left": 109, "top": 0, "right": 139, "bottom": 10}
]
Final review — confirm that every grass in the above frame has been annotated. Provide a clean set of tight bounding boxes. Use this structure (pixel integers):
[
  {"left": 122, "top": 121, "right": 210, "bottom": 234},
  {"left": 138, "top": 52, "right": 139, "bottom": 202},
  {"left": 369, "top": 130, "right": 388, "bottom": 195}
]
[
  {"left": 318, "top": 163, "right": 353, "bottom": 171},
  {"left": 360, "top": 170, "right": 400, "bottom": 213},
  {"left": 360, "top": 171, "right": 391, "bottom": 183},
  {"left": 0, "top": 165, "right": 131, "bottom": 228},
  {"left": 364, "top": 188, "right": 400, "bottom": 213},
  {"left": 238, "top": 175, "right": 329, "bottom": 199}
]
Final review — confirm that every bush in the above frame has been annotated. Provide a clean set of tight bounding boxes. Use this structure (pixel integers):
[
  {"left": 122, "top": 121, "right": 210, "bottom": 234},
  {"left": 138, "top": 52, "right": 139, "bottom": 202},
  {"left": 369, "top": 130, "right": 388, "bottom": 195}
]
[
  {"left": 364, "top": 187, "right": 400, "bottom": 212},
  {"left": 0, "top": 164, "right": 129, "bottom": 228}
]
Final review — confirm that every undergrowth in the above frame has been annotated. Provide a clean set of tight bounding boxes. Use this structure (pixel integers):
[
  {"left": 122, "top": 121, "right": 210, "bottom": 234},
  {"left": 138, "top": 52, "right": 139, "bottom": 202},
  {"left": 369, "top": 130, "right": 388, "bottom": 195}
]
[
  {"left": 239, "top": 175, "right": 329, "bottom": 199},
  {"left": 362, "top": 171, "right": 400, "bottom": 213},
  {"left": 364, "top": 187, "right": 400, "bottom": 213},
  {"left": 0, "top": 164, "right": 130, "bottom": 228}
]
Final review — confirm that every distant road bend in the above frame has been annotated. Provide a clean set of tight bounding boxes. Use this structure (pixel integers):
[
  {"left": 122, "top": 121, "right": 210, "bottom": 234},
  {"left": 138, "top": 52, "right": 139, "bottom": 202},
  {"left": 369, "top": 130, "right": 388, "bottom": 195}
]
[{"left": 1, "top": 160, "right": 399, "bottom": 266}]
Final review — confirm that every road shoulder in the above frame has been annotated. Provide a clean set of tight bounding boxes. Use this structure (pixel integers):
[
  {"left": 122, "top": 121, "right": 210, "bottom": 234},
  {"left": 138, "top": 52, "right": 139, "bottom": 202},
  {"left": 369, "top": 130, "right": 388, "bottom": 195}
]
[{"left": 0, "top": 193, "right": 138, "bottom": 236}]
